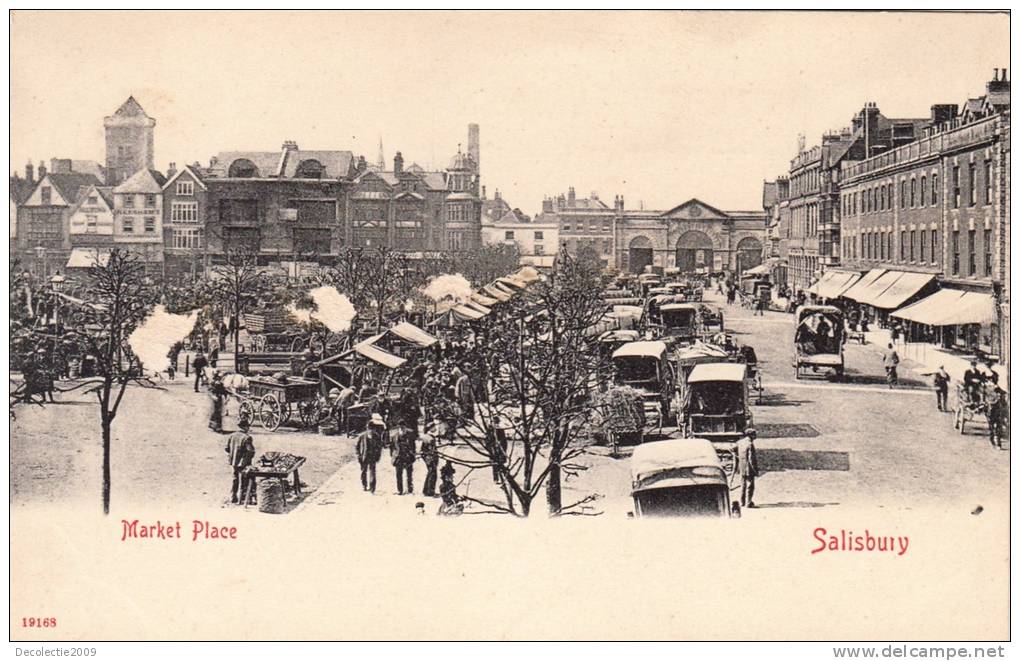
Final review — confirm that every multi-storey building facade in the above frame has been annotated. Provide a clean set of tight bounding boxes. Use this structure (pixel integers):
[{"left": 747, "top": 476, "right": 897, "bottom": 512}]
[
  {"left": 542, "top": 188, "right": 617, "bottom": 266},
  {"left": 112, "top": 168, "right": 166, "bottom": 272},
  {"left": 481, "top": 190, "right": 556, "bottom": 267},
  {"left": 839, "top": 70, "right": 1010, "bottom": 359},
  {"left": 161, "top": 164, "right": 210, "bottom": 277},
  {"left": 16, "top": 170, "right": 102, "bottom": 276}
]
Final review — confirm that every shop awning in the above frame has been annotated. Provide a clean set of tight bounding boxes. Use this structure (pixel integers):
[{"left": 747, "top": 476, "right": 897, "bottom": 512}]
[
  {"left": 743, "top": 258, "right": 780, "bottom": 276},
  {"left": 851, "top": 270, "right": 902, "bottom": 306},
  {"left": 352, "top": 340, "right": 407, "bottom": 369},
  {"left": 891, "top": 289, "right": 968, "bottom": 325},
  {"left": 387, "top": 321, "right": 438, "bottom": 348},
  {"left": 809, "top": 271, "right": 861, "bottom": 299},
  {"left": 66, "top": 248, "right": 110, "bottom": 269},
  {"left": 841, "top": 269, "right": 886, "bottom": 302},
  {"left": 470, "top": 292, "right": 499, "bottom": 307},
  {"left": 870, "top": 272, "right": 936, "bottom": 309},
  {"left": 935, "top": 292, "right": 997, "bottom": 326},
  {"left": 452, "top": 304, "right": 486, "bottom": 320}
]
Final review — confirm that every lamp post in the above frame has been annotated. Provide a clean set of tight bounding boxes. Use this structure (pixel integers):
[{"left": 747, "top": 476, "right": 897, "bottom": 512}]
[{"left": 50, "top": 272, "right": 65, "bottom": 330}]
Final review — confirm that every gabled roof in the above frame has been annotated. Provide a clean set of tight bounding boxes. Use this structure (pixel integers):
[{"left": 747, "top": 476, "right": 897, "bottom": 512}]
[
  {"left": 113, "top": 96, "right": 149, "bottom": 118},
  {"left": 9, "top": 177, "right": 34, "bottom": 204},
  {"left": 39, "top": 172, "right": 103, "bottom": 205},
  {"left": 72, "top": 184, "right": 115, "bottom": 212},
  {"left": 114, "top": 169, "right": 166, "bottom": 194},
  {"left": 422, "top": 172, "right": 447, "bottom": 190},
  {"left": 661, "top": 198, "right": 730, "bottom": 218},
  {"left": 162, "top": 164, "right": 208, "bottom": 191}
]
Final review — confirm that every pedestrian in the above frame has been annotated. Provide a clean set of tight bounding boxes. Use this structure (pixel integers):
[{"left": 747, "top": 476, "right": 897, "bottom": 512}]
[
  {"left": 890, "top": 321, "right": 901, "bottom": 343},
  {"left": 193, "top": 351, "right": 208, "bottom": 392},
  {"left": 331, "top": 385, "right": 357, "bottom": 435},
  {"left": 933, "top": 366, "right": 950, "bottom": 412},
  {"left": 736, "top": 431, "right": 759, "bottom": 508},
  {"left": 438, "top": 460, "right": 462, "bottom": 515},
  {"left": 453, "top": 367, "right": 475, "bottom": 421},
  {"left": 754, "top": 295, "right": 766, "bottom": 317},
  {"left": 208, "top": 372, "right": 227, "bottom": 433},
  {"left": 882, "top": 343, "right": 899, "bottom": 388},
  {"left": 356, "top": 413, "right": 386, "bottom": 493},
  {"left": 860, "top": 313, "right": 870, "bottom": 333},
  {"left": 984, "top": 383, "right": 1006, "bottom": 449},
  {"left": 420, "top": 426, "right": 440, "bottom": 497},
  {"left": 225, "top": 417, "right": 256, "bottom": 504},
  {"left": 389, "top": 422, "right": 417, "bottom": 495},
  {"left": 485, "top": 417, "right": 509, "bottom": 484}
]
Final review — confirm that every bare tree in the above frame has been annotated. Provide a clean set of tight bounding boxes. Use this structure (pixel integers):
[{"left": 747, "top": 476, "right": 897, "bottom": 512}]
[
  {"left": 436, "top": 251, "right": 608, "bottom": 516},
  {"left": 64, "top": 250, "right": 159, "bottom": 514},
  {"left": 209, "top": 247, "right": 267, "bottom": 370}
]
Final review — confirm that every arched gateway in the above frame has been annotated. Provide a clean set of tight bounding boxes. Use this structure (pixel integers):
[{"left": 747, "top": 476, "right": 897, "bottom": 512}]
[
  {"left": 675, "top": 230, "right": 714, "bottom": 273},
  {"left": 735, "top": 236, "right": 763, "bottom": 274},
  {"left": 628, "top": 236, "right": 654, "bottom": 274}
]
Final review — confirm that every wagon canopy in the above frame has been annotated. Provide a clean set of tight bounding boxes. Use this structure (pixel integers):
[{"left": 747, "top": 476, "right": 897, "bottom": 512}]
[
  {"left": 612, "top": 340, "right": 668, "bottom": 360},
  {"left": 688, "top": 362, "right": 747, "bottom": 383},
  {"left": 631, "top": 439, "right": 726, "bottom": 489}
]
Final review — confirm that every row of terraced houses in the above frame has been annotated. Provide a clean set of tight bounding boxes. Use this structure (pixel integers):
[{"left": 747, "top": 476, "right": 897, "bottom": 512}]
[
  {"left": 10, "top": 97, "right": 489, "bottom": 280},
  {"left": 762, "top": 69, "right": 1010, "bottom": 368}
]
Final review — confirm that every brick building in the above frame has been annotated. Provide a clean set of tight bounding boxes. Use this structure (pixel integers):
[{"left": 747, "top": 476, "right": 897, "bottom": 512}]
[
  {"left": 838, "top": 70, "right": 1010, "bottom": 359},
  {"left": 161, "top": 163, "right": 211, "bottom": 277},
  {"left": 541, "top": 188, "right": 617, "bottom": 266},
  {"left": 481, "top": 189, "right": 555, "bottom": 267}
]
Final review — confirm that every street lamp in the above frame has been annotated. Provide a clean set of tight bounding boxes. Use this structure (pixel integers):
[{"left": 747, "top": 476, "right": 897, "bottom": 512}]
[{"left": 50, "top": 272, "right": 65, "bottom": 330}]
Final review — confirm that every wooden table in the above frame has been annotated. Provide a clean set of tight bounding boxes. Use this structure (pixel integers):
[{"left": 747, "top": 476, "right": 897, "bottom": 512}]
[{"left": 242, "top": 455, "right": 307, "bottom": 509}]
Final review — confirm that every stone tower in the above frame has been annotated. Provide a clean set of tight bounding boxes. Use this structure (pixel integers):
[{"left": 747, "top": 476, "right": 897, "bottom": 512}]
[{"left": 104, "top": 96, "right": 155, "bottom": 186}]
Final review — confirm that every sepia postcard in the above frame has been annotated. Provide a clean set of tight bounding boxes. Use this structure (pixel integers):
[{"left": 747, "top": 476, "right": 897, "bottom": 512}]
[{"left": 7, "top": 9, "right": 1011, "bottom": 646}]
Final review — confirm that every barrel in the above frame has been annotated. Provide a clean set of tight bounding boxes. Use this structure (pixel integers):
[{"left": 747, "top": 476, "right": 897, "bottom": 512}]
[{"left": 256, "top": 478, "right": 286, "bottom": 514}]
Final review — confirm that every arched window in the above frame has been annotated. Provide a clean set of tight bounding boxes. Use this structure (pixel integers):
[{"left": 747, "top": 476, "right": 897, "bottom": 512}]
[
  {"left": 295, "top": 159, "right": 324, "bottom": 179},
  {"left": 228, "top": 159, "right": 260, "bottom": 178}
]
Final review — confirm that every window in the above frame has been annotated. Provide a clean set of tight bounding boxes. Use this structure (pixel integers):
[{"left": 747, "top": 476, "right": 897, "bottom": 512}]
[
  {"left": 931, "top": 230, "right": 937, "bottom": 264},
  {"left": 910, "top": 179, "right": 916, "bottom": 208},
  {"left": 909, "top": 230, "right": 915, "bottom": 261},
  {"left": 931, "top": 173, "right": 938, "bottom": 205},
  {"left": 951, "top": 230, "right": 960, "bottom": 275},
  {"left": 562, "top": 221, "right": 571, "bottom": 232},
  {"left": 952, "top": 166, "right": 960, "bottom": 208},
  {"left": 88, "top": 195, "right": 98, "bottom": 206},
  {"left": 502, "top": 230, "right": 514, "bottom": 241},
  {"left": 534, "top": 244, "right": 544, "bottom": 255},
  {"left": 920, "top": 229, "right": 927, "bottom": 262},
  {"left": 968, "top": 163, "right": 976, "bottom": 206},
  {"left": 41, "top": 186, "right": 51, "bottom": 205},
  {"left": 534, "top": 231, "right": 544, "bottom": 241},
  {"left": 145, "top": 194, "right": 156, "bottom": 208},
  {"left": 967, "top": 229, "right": 976, "bottom": 275},
  {"left": 171, "top": 201, "right": 199, "bottom": 222},
  {"left": 144, "top": 217, "right": 156, "bottom": 233},
  {"left": 900, "top": 181, "right": 906, "bottom": 208},
  {"left": 603, "top": 219, "right": 611, "bottom": 232},
  {"left": 920, "top": 176, "right": 926, "bottom": 206},
  {"left": 86, "top": 215, "right": 97, "bottom": 233},
  {"left": 123, "top": 217, "right": 134, "bottom": 234},
  {"left": 879, "top": 186, "right": 885, "bottom": 210},
  {"left": 176, "top": 180, "right": 194, "bottom": 196},
  {"left": 984, "top": 228, "right": 992, "bottom": 276},
  {"left": 984, "top": 160, "right": 992, "bottom": 205},
  {"left": 124, "top": 194, "right": 134, "bottom": 209},
  {"left": 172, "top": 227, "right": 203, "bottom": 250},
  {"left": 900, "top": 231, "right": 907, "bottom": 261},
  {"left": 603, "top": 239, "right": 612, "bottom": 254}
]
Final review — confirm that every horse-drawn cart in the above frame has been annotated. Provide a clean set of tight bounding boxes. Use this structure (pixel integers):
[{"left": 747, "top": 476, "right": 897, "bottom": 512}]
[{"left": 238, "top": 375, "right": 322, "bottom": 432}]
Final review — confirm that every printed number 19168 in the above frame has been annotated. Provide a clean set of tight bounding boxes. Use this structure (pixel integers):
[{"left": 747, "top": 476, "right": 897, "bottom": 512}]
[{"left": 22, "top": 617, "right": 57, "bottom": 628}]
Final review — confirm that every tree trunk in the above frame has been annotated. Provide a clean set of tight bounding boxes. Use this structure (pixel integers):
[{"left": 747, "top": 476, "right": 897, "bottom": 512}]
[
  {"left": 102, "top": 419, "right": 112, "bottom": 515},
  {"left": 518, "top": 494, "right": 531, "bottom": 517},
  {"left": 546, "top": 462, "right": 561, "bottom": 515}
]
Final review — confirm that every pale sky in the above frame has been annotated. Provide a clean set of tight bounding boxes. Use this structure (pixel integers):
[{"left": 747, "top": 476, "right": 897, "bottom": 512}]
[{"left": 10, "top": 10, "right": 1009, "bottom": 215}]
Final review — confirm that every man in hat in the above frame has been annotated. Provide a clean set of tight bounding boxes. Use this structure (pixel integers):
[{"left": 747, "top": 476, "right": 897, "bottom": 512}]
[
  {"left": 192, "top": 351, "right": 208, "bottom": 392},
  {"left": 963, "top": 360, "right": 984, "bottom": 404},
  {"left": 984, "top": 382, "right": 1006, "bottom": 450},
  {"left": 225, "top": 417, "right": 256, "bottom": 504},
  {"left": 932, "top": 366, "right": 950, "bottom": 412},
  {"left": 736, "top": 430, "right": 759, "bottom": 508},
  {"left": 356, "top": 413, "right": 386, "bottom": 493},
  {"left": 389, "top": 421, "right": 417, "bottom": 495},
  {"left": 453, "top": 366, "right": 474, "bottom": 420}
]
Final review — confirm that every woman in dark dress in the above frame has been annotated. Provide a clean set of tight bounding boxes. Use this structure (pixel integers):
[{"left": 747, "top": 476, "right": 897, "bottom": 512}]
[{"left": 208, "top": 373, "right": 227, "bottom": 433}]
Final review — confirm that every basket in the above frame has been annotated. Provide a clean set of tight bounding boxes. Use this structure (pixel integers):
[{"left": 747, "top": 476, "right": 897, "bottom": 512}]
[
  {"left": 318, "top": 421, "right": 338, "bottom": 436},
  {"left": 257, "top": 478, "right": 286, "bottom": 514}
]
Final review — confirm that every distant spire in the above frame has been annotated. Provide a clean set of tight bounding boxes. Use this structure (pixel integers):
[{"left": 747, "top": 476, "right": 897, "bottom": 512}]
[{"left": 377, "top": 137, "right": 385, "bottom": 170}]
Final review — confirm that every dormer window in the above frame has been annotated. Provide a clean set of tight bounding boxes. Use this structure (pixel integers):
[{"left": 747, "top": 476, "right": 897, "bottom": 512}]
[
  {"left": 228, "top": 159, "right": 260, "bottom": 178},
  {"left": 176, "top": 180, "right": 194, "bottom": 196},
  {"left": 295, "top": 159, "right": 324, "bottom": 179}
]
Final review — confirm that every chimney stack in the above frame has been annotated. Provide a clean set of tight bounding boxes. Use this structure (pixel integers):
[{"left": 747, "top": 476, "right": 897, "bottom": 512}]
[
  {"left": 567, "top": 187, "right": 576, "bottom": 207},
  {"left": 25, "top": 160, "right": 34, "bottom": 184},
  {"left": 167, "top": 162, "right": 177, "bottom": 178},
  {"left": 542, "top": 197, "right": 553, "bottom": 213},
  {"left": 619, "top": 195, "right": 625, "bottom": 211},
  {"left": 467, "top": 123, "right": 480, "bottom": 171},
  {"left": 50, "top": 158, "right": 72, "bottom": 174},
  {"left": 987, "top": 67, "right": 1010, "bottom": 94},
  {"left": 281, "top": 140, "right": 299, "bottom": 152},
  {"left": 356, "top": 155, "right": 367, "bottom": 173},
  {"left": 494, "top": 189, "right": 501, "bottom": 201},
  {"left": 38, "top": 161, "right": 46, "bottom": 180},
  {"left": 481, "top": 185, "right": 486, "bottom": 198},
  {"left": 394, "top": 151, "right": 404, "bottom": 174}
]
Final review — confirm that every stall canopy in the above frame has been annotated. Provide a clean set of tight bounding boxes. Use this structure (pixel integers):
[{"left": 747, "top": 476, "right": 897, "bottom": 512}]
[
  {"left": 66, "top": 248, "right": 111, "bottom": 269},
  {"left": 891, "top": 289, "right": 967, "bottom": 325},
  {"left": 470, "top": 292, "right": 499, "bottom": 307},
  {"left": 870, "top": 271, "right": 936, "bottom": 309},
  {"left": 743, "top": 258, "right": 780, "bottom": 276},
  {"left": 387, "top": 321, "right": 438, "bottom": 348},
  {"left": 462, "top": 301, "right": 492, "bottom": 316},
  {"left": 808, "top": 270, "right": 861, "bottom": 299},
  {"left": 453, "top": 304, "right": 486, "bottom": 320},
  {"left": 483, "top": 284, "right": 513, "bottom": 300},
  {"left": 849, "top": 270, "right": 901, "bottom": 306},
  {"left": 842, "top": 269, "right": 886, "bottom": 302},
  {"left": 351, "top": 339, "right": 407, "bottom": 369}
]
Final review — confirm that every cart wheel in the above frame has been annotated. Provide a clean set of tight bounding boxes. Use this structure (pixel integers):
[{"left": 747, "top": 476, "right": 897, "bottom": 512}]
[
  {"left": 299, "top": 399, "right": 322, "bottom": 428},
  {"left": 259, "top": 395, "right": 283, "bottom": 431},
  {"left": 238, "top": 400, "right": 256, "bottom": 427},
  {"left": 282, "top": 403, "right": 293, "bottom": 424}
]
